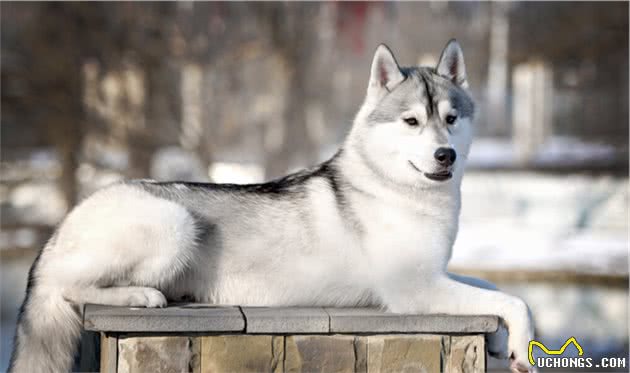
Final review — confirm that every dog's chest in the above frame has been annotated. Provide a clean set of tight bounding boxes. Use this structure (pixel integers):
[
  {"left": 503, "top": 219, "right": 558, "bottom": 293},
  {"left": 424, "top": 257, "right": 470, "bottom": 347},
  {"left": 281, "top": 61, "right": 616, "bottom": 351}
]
[{"left": 355, "top": 196, "right": 456, "bottom": 269}]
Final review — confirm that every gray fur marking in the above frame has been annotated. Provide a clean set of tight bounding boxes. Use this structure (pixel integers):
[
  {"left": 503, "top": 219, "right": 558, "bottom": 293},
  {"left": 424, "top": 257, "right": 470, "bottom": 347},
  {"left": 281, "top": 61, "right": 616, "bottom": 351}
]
[{"left": 367, "top": 67, "right": 474, "bottom": 125}]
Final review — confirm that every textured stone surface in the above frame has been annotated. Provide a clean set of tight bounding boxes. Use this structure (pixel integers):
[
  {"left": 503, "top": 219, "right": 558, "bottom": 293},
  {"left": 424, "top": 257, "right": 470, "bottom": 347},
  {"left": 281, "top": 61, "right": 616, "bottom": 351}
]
[
  {"left": 88, "top": 305, "right": 492, "bottom": 372},
  {"left": 84, "top": 303, "right": 245, "bottom": 332},
  {"left": 104, "top": 334, "right": 487, "bottom": 373},
  {"left": 201, "top": 335, "right": 283, "bottom": 373},
  {"left": 354, "top": 337, "right": 368, "bottom": 373},
  {"left": 285, "top": 335, "right": 359, "bottom": 373},
  {"left": 191, "top": 337, "right": 202, "bottom": 373},
  {"left": 326, "top": 308, "right": 499, "bottom": 334},
  {"left": 85, "top": 304, "right": 498, "bottom": 335},
  {"left": 444, "top": 335, "right": 486, "bottom": 373},
  {"left": 117, "top": 336, "right": 198, "bottom": 373},
  {"left": 100, "top": 333, "right": 117, "bottom": 373},
  {"left": 242, "top": 307, "right": 329, "bottom": 333},
  {"left": 367, "top": 335, "right": 442, "bottom": 373}
]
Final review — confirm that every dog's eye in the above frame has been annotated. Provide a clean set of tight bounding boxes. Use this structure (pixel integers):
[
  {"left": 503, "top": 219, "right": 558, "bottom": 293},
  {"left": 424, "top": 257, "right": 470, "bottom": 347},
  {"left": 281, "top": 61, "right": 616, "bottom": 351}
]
[
  {"left": 445, "top": 114, "right": 458, "bottom": 125},
  {"left": 404, "top": 117, "right": 419, "bottom": 126}
]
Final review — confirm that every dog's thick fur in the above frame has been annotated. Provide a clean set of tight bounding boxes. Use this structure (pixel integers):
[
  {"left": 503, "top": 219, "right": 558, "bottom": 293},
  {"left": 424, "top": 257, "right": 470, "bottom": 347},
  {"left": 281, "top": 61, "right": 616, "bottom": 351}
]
[{"left": 10, "top": 41, "right": 534, "bottom": 373}]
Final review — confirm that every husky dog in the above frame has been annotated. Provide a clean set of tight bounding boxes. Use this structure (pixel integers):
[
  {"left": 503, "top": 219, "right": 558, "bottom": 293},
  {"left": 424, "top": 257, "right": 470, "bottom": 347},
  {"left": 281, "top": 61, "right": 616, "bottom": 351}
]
[{"left": 10, "top": 40, "right": 534, "bottom": 373}]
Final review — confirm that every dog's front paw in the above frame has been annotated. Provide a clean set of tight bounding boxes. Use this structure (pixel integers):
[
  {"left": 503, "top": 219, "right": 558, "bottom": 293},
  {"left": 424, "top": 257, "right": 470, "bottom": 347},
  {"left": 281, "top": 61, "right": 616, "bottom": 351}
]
[
  {"left": 125, "top": 287, "right": 167, "bottom": 308},
  {"left": 507, "top": 322, "right": 536, "bottom": 373},
  {"left": 510, "top": 353, "right": 538, "bottom": 373}
]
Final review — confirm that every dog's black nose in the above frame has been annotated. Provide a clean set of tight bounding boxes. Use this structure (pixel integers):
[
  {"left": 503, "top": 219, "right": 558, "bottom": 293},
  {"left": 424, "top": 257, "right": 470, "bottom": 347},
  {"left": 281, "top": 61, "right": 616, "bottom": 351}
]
[{"left": 434, "top": 147, "right": 456, "bottom": 166}]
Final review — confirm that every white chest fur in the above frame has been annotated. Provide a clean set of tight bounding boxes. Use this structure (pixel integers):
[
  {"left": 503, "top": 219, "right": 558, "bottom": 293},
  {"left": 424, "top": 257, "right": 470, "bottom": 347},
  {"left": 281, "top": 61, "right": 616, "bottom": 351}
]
[{"left": 351, "top": 189, "right": 459, "bottom": 283}]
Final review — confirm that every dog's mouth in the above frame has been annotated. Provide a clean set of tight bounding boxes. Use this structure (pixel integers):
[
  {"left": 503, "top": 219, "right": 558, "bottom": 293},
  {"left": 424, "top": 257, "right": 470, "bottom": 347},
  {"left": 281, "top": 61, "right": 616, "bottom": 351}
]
[
  {"left": 424, "top": 171, "right": 452, "bottom": 181},
  {"left": 408, "top": 161, "right": 453, "bottom": 182}
]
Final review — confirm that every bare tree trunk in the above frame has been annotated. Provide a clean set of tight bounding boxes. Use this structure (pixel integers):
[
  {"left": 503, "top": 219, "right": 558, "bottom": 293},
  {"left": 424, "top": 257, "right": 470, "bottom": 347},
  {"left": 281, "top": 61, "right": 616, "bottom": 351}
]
[
  {"left": 486, "top": 1, "right": 510, "bottom": 136},
  {"left": 30, "top": 3, "right": 92, "bottom": 207},
  {"left": 126, "top": 64, "right": 158, "bottom": 179},
  {"left": 127, "top": 60, "right": 182, "bottom": 179},
  {"left": 56, "top": 132, "right": 81, "bottom": 207},
  {"left": 263, "top": 3, "right": 318, "bottom": 179}
]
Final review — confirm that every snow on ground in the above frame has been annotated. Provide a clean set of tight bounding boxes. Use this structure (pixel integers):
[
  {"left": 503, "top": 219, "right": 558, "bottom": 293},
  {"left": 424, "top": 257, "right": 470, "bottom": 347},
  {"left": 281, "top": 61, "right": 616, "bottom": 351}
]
[
  {"left": 452, "top": 171, "right": 628, "bottom": 275},
  {"left": 467, "top": 136, "right": 619, "bottom": 168}
]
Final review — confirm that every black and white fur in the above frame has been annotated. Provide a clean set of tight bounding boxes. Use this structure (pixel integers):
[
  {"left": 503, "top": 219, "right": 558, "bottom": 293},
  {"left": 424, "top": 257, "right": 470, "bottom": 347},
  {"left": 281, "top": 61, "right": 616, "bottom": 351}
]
[{"left": 10, "top": 41, "right": 534, "bottom": 373}]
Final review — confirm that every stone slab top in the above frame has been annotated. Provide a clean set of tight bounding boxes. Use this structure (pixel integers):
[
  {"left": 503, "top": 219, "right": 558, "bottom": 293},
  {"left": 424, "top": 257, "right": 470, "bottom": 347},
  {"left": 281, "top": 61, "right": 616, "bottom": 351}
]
[
  {"left": 83, "top": 304, "right": 246, "bottom": 333},
  {"left": 83, "top": 304, "right": 499, "bottom": 334}
]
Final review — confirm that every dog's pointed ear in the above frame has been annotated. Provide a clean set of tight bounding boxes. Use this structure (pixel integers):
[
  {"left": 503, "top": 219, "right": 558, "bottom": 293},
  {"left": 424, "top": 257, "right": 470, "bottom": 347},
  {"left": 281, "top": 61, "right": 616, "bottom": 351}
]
[
  {"left": 369, "top": 44, "right": 405, "bottom": 94},
  {"left": 436, "top": 39, "right": 468, "bottom": 89}
]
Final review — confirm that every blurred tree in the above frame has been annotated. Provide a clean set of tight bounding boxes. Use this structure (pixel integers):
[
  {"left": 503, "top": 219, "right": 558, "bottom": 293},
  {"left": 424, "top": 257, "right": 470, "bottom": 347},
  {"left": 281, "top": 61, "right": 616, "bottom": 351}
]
[
  {"left": 1, "top": 1, "right": 627, "bottom": 204},
  {"left": 123, "top": 3, "right": 182, "bottom": 178},
  {"left": 1, "top": 3, "right": 110, "bottom": 206},
  {"left": 256, "top": 2, "right": 320, "bottom": 178},
  {"left": 509, "top": 2, "right": 628, "bottom": 145}
]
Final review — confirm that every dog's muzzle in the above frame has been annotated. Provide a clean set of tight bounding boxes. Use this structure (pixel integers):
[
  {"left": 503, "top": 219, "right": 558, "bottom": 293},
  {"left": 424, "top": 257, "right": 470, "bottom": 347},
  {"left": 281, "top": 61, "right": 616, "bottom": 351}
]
[{"left": 407, "top": 161, "right": 453, "bottom": 182}]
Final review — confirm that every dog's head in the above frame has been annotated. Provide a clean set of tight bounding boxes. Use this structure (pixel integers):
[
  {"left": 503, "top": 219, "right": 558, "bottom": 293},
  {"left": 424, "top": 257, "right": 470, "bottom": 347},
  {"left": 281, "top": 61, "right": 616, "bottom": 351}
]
[{"left": 349, "top": 40, "right": 474, "bottom": 188}]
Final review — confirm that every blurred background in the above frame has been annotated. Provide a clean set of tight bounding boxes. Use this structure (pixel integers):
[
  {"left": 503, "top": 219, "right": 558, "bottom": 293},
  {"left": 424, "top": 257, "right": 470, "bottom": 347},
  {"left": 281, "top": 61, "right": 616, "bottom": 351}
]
[{"left": 1, "top": 2, "right": 627, "bottom": 371}]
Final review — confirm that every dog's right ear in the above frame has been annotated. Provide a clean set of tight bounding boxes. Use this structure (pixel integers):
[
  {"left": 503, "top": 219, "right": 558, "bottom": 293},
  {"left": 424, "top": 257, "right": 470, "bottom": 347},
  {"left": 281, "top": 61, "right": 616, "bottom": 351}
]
[{"left": 368, "top": 44, "right": 405, "bottom": 97}]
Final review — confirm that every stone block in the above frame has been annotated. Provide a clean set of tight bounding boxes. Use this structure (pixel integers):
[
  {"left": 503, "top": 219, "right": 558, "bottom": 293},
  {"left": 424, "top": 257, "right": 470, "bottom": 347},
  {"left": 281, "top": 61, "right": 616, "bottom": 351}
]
[
  {"left": 354, "top": 336, "right": 368, "bottom": 373},
  {"left": 84, "top": 303, "right": 245, "bottom": 332},
  {"left": 443, "top": 335, "right": 486, "bottom": 373},
  {"left": 100, "top": 333, "right": 117, "bottom": 373},
  {"left": 284, "top": 335, "right": 359, "bottom": 373},
  {"left": 200, "top": 335, "right": 283, "bottom": 373},
  {"left": 326, "top": 308, "right": 498, "bottom": 334},
  {"left": 242, "top": 307, "right": 329, "bottom": 333},
  {"left": 117, "top": 336, "right": 198, "bottom": 373},
  {"left": 82, "top": 305, "right": 495, "bottom": 373},
  {"left": 367, "top": 335, "right": 442, "bottom": 373}
]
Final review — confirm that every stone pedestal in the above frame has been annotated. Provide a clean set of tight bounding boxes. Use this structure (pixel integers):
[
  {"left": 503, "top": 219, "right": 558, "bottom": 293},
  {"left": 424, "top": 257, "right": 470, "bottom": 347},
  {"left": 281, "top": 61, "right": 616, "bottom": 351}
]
[{"left": 83, "top": 304, "right": 498, "bottom": 373}]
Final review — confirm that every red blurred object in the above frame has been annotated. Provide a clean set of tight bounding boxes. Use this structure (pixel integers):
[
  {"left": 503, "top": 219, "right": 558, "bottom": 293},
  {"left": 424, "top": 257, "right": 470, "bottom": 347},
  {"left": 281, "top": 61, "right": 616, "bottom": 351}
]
[{"left": 335, "top": 2, "right": 384, "bottom": 54}]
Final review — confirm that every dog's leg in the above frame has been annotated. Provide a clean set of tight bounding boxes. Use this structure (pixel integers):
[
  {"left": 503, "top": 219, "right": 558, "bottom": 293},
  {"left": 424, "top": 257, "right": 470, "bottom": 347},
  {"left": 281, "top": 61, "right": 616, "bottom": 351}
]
[
  {"left": 40, "top": 185, "right": 204, "bottom": 306},
  {"left": 384, "top": 276, "right": 534, "bottom": 373},
  {"left": 63, "top": 286, "right": 167, "bottom": 307},
  {"left": 447, "top": 273, "right": 510, "bottom": 360}
]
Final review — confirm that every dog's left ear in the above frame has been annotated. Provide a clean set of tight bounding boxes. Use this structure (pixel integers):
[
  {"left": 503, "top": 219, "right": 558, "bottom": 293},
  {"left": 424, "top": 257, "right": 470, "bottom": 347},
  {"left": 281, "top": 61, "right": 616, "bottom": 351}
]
[{"left": 436, "top": 39, "right": 468, "bottom": 89}]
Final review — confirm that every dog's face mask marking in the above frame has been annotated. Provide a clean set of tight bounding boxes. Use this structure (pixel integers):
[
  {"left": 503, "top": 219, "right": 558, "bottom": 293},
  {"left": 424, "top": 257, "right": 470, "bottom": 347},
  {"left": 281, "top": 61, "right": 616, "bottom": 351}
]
[{"left": 355, "top": 41, "right": 475, "bottom": 188}]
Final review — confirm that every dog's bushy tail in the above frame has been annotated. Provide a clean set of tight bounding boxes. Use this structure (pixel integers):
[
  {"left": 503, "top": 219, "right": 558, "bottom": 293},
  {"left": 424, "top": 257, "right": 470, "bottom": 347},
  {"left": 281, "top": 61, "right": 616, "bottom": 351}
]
[{"left": 9, "top": 246, "right": 82, "bottom": 373}]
